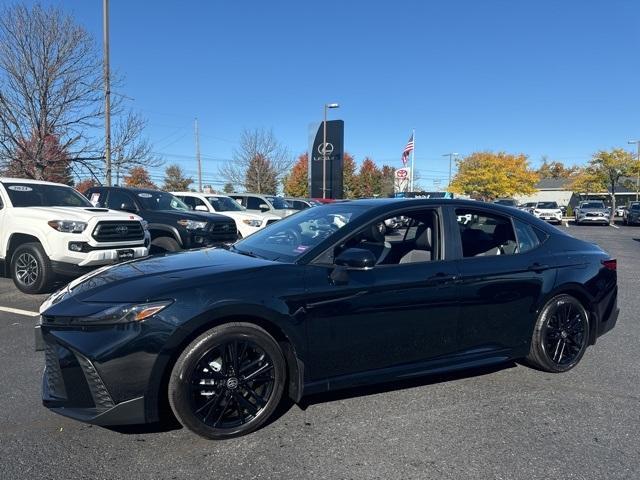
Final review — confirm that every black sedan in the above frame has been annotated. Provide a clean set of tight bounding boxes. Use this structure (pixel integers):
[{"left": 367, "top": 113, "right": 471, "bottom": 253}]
[{"left": 36, "top": 199, "right": 619, "bottom": 439}]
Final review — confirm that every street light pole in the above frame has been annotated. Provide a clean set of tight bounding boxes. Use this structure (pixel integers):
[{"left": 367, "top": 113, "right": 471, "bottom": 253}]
[
  {"left": 629, "top": 140, "right": 640, "bottom": 201},
  {"left": 443, "top": 152, "right": 458, "bottom": 188},
  {"left": 322, "top": 103, "right": 339, "bottom": 199},
  {"left": 103, "top": 0, "right": 112, "bottom": 186}
]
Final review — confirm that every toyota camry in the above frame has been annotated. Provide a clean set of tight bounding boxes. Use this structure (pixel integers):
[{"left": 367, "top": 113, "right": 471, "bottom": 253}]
[{"left": 36, "top": 199, "right": 619, "bottom": 439}]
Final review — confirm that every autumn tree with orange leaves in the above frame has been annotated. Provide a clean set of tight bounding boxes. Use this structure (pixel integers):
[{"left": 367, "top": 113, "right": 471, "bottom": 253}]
[
  {"left": 283, "top": 153, "right": 309, "bottom": 197},
  {"left": 124, "top": 166, "right": 156, "bottom": 189}
]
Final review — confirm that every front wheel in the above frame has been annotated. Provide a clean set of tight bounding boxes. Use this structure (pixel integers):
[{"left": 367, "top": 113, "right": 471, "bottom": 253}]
[
  {"left": 526, "top": 294, "right": 590, "bottom": 373},
  {"left": 150, "top": 236, "right": 181, "bottom": 255},
  {"left": 10, "top": 243, "right": 55, "bottom": 294},
  {"left": 168, "top": 322, "right": 286, "bottom": 439}
]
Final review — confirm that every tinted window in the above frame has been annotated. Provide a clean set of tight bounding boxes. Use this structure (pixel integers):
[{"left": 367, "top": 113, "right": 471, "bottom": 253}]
[
  {"left": 246, "top": 197, "right": 264, "bottom": 210},
  {"left": 135, "top": 191, "right": 190, "bottom": 211},
  {"left": 456, "top": 209, "right": 517, "bottom": 257},
  {"left": 180, "top": 195, "right": 206, "bottom": 210},
  {"left": 537, "top": 202, "right": 558, "bottom": 209},
  {"left": 513, "top": 219, "right": 540, "bottom": 253},
  {"left": 107, "top": 190, "right": 135, "bottom": 211},
  {"left": 207, "top": 196, "right": 243, "bottom": 212},
  {"left": 3, "top": 183, "right": 92, "bottom": 207},
  {"left": 581, "top": 201, "right": 605, "bottom": 209},
  {"left": 265, "top": 196, "right": 290, "bottom": 209},
  {"left": 630, "top": 203, "right": 640, "bottom": 211}
]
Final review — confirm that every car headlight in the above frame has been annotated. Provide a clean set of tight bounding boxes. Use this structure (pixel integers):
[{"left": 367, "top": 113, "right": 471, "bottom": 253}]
[
  {"left": 242, "top": 219, "right": 262, "bottom": 227},
  {"left": 177, "top": 219, "right": 208, "bottom": 230},
  {"left": 47, "top": 220, "right": 87, "bottom": 233},
  {"left": 74, "top": 300, "right": 173, "bottom": 325},
  {"left": 141, "top": 220, "right": 149, "bottom": 231},
  {"left": 533, "top": 209, "right": 541, "bottom": 214}
]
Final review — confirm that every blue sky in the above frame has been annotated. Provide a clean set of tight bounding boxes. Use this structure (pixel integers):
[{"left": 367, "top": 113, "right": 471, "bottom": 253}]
[{"left": 11, "top": 0, "right": 640, "bottom": 189}]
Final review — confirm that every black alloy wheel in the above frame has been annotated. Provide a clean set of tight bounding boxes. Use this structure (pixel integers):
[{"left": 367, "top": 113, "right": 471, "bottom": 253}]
[
  {"left": 526, "top": 294, "right": 590, "bottom": 373},
  {"left": 169, "top": 323, "right": 286, "bottom": 439}
]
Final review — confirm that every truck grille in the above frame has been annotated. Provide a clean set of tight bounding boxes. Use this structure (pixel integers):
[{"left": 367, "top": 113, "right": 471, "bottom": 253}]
[
  {"left": 208, "top": 221, "right": 238, "bottom": 241},
  {"left": 92, "top": 221, "right": 144, "bottom": 242}
]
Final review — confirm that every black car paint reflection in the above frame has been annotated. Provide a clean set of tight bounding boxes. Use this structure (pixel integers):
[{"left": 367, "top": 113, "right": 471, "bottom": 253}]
[{"left": 37, "top": 198, "right": 619, "bottom": 431}]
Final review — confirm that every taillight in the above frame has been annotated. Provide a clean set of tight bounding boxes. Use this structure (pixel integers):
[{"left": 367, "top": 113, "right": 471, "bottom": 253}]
[{"left": 601, "top": 259, "right": 617, "bottom": 271}]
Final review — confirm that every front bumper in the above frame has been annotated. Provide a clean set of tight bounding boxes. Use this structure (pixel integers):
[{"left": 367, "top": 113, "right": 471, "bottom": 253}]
[
  {"left": 37, "top": 316, "right": 174, "bottom": 426},
  {"left": 577, "top": 216, "right": 609, "bottom": 224}
]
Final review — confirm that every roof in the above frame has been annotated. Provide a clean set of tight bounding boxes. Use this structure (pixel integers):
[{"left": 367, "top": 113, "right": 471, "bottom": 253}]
[
  {"left": 0, "top": 177, "right": 68, "bottom": 187},
  {"left": 536, "top": 178, "right": 571, "bottom": 190}
]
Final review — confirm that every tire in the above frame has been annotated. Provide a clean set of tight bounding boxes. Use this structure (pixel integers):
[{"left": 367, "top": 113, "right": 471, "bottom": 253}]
[
  {"left": 150, "top": 236, "right": 181, "bottom": 254},
  {"left": 10, "top": 242, "right": 55, "bottom": 294},
  {"left": 168, "top": 322, "right": 286, "bottom": 440},
  {"left": 526, "top": 294, "right": 590, "bottom": 373}
]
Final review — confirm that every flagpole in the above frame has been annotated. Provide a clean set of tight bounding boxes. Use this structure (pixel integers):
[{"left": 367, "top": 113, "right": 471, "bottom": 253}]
[{"left": 410, "top": 129, "right": 415, "bottom": 192}]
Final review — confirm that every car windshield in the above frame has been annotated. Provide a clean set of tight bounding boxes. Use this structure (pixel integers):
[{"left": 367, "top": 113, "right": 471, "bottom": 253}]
[
  {"left": 135, "top": 191, "right": 190, "bottom": 211},
  {"left": 3, "top": 183, "right": 92, "bottom": 207},
  {"left": 265, "top": 196, "right": 291, "bottom": 209},
  {"left": 630, "top": 203, "right": 640, "bottom": 210},
  {"left": 537, "top": 202, "right": 558, "bottom": 209},
  {"left": 207, "top": 196, "right": 244, "bottom": 212},
  {"left": 581, "top": 202, "right": 605, "bottom": 209},
  {"left": 233, "top": 204, "right": 368, "bottom": 262}
]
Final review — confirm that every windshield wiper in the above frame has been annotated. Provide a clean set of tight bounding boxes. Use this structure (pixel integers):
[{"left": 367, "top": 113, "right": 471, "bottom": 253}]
[{"left": 229, "top": 244, "right": 263, "bottom": 259}]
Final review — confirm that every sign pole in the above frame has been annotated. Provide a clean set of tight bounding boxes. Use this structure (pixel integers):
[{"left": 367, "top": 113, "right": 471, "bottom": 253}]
[{"left": 410, "top": 129, "right": 415, "bottom": 192}]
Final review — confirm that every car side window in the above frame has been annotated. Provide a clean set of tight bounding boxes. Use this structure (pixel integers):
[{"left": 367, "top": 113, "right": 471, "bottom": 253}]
[
  {"left": 180, "top": 196, "right": 196, "bottom": 209},
  {"left": 324, "top": 209, "right": 440, "bottom": 266},
  {"left": 513, "top": 219, "right": 540, "bottom": 253},
  {"left": 106, "top": 190, "right": 135, "bottom": 211},
  {"left": 246, "top": 197, "right": 263, "bottom": 210},
  {"left": 455, "top": 209, "right": 517, "bottom": 257},
  {"left": 231, "top": 196, "right": 246, "bottom": 207}
]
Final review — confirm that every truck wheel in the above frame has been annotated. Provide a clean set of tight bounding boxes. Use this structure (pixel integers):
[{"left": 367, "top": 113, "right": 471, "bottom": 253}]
[
  {"left": 11, "top": 243, "right": 55, "bottom": 294},
  {"left": 150, "top": 236, "right": 181, "bottom": 254}
]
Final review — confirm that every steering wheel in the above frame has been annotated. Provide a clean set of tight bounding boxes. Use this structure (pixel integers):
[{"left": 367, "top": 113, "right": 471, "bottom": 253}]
[{"left": 281, "top": 228, "right": 301, "bottom": 246}]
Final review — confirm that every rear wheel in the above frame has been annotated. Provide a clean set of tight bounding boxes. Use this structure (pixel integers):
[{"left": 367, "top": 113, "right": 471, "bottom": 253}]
[
  {"left": 10, "top": 243, "right": 55, "bottom": 294},
  {"left": 526, "top": 294, "right": 589, "bottom": 373},
  {"left": 168, "top": 322, "right": 286, "bottom": 439}
]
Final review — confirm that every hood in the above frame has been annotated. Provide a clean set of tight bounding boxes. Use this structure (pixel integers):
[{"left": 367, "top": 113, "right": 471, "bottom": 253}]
[
  {"left": 14, "top": 206, "right": 142, "bottom": 222},
  {"left": 41, "top": 248, "right": 272, "bottom": 309},
  {"left": 217, "top": 210, "right": 265, "bottom": 221},
  {"left": 157, "top": 210, "right": 232, "bottom": 222}
]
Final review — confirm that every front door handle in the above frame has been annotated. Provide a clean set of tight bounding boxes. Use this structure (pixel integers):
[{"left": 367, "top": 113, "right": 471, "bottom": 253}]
[
  {"left": 528, "top": 262, "right": 551, "bottom": 273},
  {"left": 425, "top": 272, "right": 458, "bottom": 286}
]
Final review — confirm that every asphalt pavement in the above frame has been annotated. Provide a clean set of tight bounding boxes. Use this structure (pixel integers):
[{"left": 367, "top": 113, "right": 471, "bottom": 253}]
[{"left": 0, "top": 222, "right": 638, "bottom": 480}]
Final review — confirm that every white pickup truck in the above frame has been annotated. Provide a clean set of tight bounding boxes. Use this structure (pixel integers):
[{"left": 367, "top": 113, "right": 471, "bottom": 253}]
[{"left": 0, "top": 178, "right": 149, "bottom": 294}]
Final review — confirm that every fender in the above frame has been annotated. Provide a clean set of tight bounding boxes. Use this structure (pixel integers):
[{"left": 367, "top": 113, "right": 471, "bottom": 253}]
[{"left": 4, "top": 228, "right": 54, "bottom": 260}]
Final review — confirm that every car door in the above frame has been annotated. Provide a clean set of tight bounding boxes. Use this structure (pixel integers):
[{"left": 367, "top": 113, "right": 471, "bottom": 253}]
[
  {"left": 453, "top": 207, "right": 556, "bottom": 356},
  {"left": 302, "top": 207, "right": 461, "bottom": 384}
]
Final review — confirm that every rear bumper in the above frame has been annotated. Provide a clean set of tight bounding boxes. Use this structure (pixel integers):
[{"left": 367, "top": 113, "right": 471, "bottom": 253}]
[{"left": 596, "top": 288, "right": 619, "bottom": 339}]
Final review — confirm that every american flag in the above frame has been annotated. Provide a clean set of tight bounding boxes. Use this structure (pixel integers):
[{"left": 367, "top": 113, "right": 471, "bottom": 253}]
[{"left": 402, "top": 133, "right": 414, "bottom": 166}]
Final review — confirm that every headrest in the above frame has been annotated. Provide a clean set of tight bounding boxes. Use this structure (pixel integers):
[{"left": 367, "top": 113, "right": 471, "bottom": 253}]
[
  {"left": 493, "top": 223, "right": 513, "bottom": 243},
  {"left": 361, "top": 223, "right": 385, "bottom": 243},
  {"left": 415, "top": 225, "right": 432, "bottom": 250}
]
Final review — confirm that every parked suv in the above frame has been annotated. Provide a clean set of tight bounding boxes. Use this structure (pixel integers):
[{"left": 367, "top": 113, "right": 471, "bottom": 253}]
[
  {"left": 623, "top": 201, "right": 640, "bottom": 225},
  {"left": 532, "top": 201, "right": 563, "bottom": 224},
  {"left": 0, "top": 178, "right": 149, "bottom": 293},
  {"left": 171, "top": 192, "right": 279, "bottom": 238},
  {"left": 229, "top": 193, "right": 297, "bottom": 218},
  {"left": 574, "top": 200, "right": 609, "bottom": 225},
  {"left": 84, "top": 187, "right": 237, "bottom": 253}
]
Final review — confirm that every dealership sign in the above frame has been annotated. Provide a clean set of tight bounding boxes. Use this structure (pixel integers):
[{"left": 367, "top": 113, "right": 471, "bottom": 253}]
[
  {"left": 394, "top": 167, "right": 411, "bottom": 192},
  {"left": 308, "top": 120, "right": 344, "bottom": 199}
]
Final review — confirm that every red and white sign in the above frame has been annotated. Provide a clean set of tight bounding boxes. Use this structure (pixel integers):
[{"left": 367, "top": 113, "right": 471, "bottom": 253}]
[{"left": 394, "top": 168, "right": 411, "bottom": 193}]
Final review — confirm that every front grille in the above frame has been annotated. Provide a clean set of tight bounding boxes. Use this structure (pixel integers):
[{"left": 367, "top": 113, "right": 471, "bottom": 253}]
[
  {"left": 44, "top": 343, "right": 67, "bottom": 398},
  {"left": 74, "top": 351, "right": 115, "bottom": 410},
  {"left": 208, "top": 221, "right": 238, "bottom": 240},
  {"left": 92, "top": 221, "right": 144, "bottom": 242}
]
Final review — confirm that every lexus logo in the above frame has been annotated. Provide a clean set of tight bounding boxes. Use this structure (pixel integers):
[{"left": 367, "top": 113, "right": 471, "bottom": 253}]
[
  {"left": 317, "top": 142, "right": 334, "bottom": 156},
  {"left": 115, "top": 225, "right": 128, "bottom": 235}
]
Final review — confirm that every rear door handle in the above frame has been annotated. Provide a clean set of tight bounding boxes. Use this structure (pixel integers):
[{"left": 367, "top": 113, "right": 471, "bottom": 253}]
[{"left": 528, "top": 262, "right": 551, "bottom": 273}]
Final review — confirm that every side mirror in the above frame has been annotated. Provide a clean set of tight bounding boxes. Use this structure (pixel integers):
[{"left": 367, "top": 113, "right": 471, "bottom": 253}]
[
  {"left": 335, "top": 248, "right": 376, "bottom": 270},
  {"left": 194, "top": 205, "right": 208, "bottom": 212},
  {"left": 120, "top": 202, "right": 137, "bottom": 213},
  {"left": 258, "top": 203, "right": 270, "bottom": 212}
]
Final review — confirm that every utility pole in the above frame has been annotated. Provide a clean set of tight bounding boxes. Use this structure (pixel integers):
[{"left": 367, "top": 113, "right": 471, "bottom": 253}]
[
  {"left": 103, "top": 0, "right": 112, "bottom": 186},
  {"left": 628, "top": 140, "right": 640, "bottom": 201},
  {"left": 195, "top": 118, "right": 202, "bottom": 192},
  {"left": 443, "top": 152, "right": 458, "bottom": 189}
]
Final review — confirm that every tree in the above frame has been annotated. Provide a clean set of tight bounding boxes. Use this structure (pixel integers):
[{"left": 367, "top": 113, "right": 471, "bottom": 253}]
[
  {"left": 283, "top": 153, "right": 309, "bottom": 197},
  {"left": 75, "top": 178, "right": 97, "bottom": 194},
  {"left": 449, "top": 151, "right": 539, "bottom": 200},
  {"left": 0, "top": 4, "right": 105, "bottom": 180},
  {"left": 124, "top": 166, "right": 156, "bottom": 189},
  {"left": 589, "top": 148, "right": 635, "bottom": 220},
  {"left": 112, "top": 112, "right": 163, "bottom": 185},
  {"left": 380, "top": 165, "right": 396, "bottom": 197},
  {"left": 219, "top": 128, "right": 292, "bottom": 192},
  {"left": 223, "top": 182, "right": 234, "bottom": 194},
  {"left": 245, "top": 154, "right": 278, "bottom": 194},
  {"left": 356, "top": 157, "right": 383, "bottom": 198},
  {"left": 569, "top": 167, "right": 607, "bottom": 198},
  {"left": 342, "top": 152, "right": 358, "bottom": 199},
  {"left": 537, "top": 158, "right": 578, "bottom": 178},
  {"left": 3, "top": 134, "right": 72, "bottom": 184},
  {"left": 162, "top": 164, "right": 193, "bottom": 191}
]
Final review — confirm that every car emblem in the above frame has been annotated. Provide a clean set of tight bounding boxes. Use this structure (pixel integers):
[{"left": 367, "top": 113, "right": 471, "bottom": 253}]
[
  {"left": 317, "top": 142, "right": 334, "bottom": 156},
  {"left": 116, "top": 225, "right": 128, "bottom": 234},
  {"left": 226, "top": 377, "right": 239, "bottom": 389}
]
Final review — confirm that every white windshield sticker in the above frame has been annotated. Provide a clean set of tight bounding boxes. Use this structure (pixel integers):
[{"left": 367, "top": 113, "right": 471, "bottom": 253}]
[
  {"left": 90, "top": 193, "right": 101, "bottom": 206},
  {"left": 7, "top": 185, "right": 32, "bottom": 192},
  {"left": 138, "top": 193, "right": 152, "bottom": 198}
]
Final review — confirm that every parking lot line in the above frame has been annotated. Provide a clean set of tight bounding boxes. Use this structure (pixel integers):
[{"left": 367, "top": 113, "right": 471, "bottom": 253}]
[
  {"left": 610, "top": 224, "right": 620, "bottom": 229},
  {"left": 0, "top": 306, "right": 39, "bottom": 317}
]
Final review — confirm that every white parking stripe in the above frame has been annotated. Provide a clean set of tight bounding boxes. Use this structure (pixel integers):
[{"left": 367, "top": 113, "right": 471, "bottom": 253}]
[
  {"left": 0, "top": 306, "right": 39, "bottom": 317},
  {"left": 564, "top": 221, "right": 570, "bottom": 228},
  {"left": 610, "top": 224, "right": 620, "bottom": 229}
]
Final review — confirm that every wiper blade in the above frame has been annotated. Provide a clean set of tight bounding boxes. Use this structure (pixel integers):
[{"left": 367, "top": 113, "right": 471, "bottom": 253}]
[{"left": 229, "top": 245, "right": 262, "bottom": 258}]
